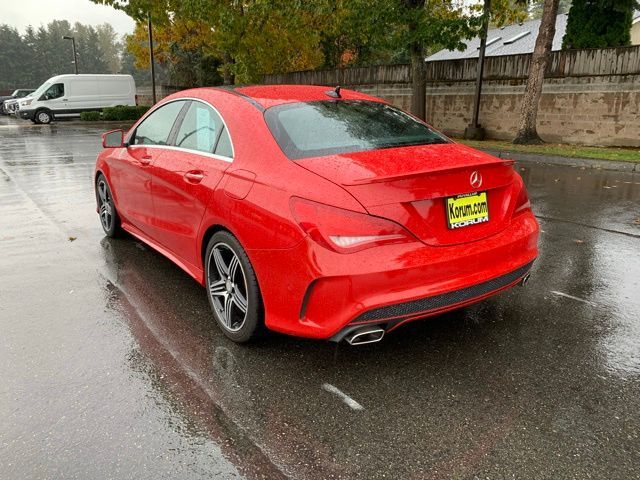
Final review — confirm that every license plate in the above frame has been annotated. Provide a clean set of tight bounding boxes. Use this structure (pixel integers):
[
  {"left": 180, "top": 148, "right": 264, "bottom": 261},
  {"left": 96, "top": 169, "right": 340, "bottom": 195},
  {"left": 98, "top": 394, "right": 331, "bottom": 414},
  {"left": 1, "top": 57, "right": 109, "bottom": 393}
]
[{"left": 446, "top": 192, "right": 489, "bottom": 229}]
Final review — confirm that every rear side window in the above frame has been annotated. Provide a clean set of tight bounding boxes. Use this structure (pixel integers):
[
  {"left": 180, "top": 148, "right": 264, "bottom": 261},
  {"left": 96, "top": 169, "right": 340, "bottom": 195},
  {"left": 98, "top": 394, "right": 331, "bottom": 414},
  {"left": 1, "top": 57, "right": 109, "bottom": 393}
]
[
  {"left": 265, "top": 100, "right": 449, "bottom": 160},
  {"left": 133, "top": 101, "right": 185, "bottom": 146},
  {"left": 214, "top": 127, "right": 233, "bottom": 158},
  {"left": 175, "top": 102, "right": 222, "bottom": 154},
  {"left": 173, "top": 101, "right": 234, "bottom": 159}
]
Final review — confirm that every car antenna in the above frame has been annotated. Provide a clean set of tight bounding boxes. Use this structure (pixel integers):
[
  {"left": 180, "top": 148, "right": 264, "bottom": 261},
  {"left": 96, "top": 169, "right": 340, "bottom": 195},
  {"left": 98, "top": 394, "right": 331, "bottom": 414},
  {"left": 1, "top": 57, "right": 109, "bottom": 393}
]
[{"left": 325, "top": 85, "right": 341, "bottom": 98}]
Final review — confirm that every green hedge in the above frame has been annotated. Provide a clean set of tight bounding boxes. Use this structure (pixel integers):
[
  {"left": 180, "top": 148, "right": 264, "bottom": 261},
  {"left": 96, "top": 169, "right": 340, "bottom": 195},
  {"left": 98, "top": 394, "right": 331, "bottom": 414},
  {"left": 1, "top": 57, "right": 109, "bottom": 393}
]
[
  {"left": 101, "top": 105, "right": 150, "bottom": 121},
  {"left": 80, "top": 111, "right": 101, "bottom": 121},
  {"left": 80, "top": 105, "right": 150, "bottom": 122}
]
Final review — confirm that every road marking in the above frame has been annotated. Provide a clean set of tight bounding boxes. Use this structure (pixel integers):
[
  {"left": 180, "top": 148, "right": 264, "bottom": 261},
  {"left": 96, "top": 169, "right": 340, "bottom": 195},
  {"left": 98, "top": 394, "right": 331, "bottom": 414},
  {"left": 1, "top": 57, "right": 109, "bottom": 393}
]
[
  {"left": 322, "top": 383, "right": 364, "bottom": 411},
  {"left": 535, "top": 215, "right": 640, "bottom": 239},
  {"left": 550, "top": 290, "right": 597, "bottom": 307}
]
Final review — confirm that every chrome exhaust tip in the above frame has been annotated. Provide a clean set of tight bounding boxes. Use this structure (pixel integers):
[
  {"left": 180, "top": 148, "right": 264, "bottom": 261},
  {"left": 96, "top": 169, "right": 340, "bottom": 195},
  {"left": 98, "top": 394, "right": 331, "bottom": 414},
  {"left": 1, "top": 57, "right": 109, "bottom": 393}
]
[
  {"left": 345, "top": 327, "right": 385, "bottom": 346},
  {"left": 519, "top": 273, "right": 531, "bottom": 287}
]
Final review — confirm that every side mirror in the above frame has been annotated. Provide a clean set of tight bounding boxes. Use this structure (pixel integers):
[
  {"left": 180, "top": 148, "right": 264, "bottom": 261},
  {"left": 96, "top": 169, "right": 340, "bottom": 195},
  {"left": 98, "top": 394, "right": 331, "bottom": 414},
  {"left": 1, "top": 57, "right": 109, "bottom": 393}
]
[{"left": 102, "top": 129, "right": 125, "bottom": 148}]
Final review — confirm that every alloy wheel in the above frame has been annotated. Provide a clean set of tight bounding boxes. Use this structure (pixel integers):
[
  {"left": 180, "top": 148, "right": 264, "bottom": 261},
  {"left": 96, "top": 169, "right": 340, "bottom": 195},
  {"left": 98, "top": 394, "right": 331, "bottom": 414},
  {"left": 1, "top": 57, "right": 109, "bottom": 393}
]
[
  {"left": 97, "top": 180, "right": 113, "bottom": 232},
  {"left": 207, "top": 242, "right": 249, "bottom": 332}
]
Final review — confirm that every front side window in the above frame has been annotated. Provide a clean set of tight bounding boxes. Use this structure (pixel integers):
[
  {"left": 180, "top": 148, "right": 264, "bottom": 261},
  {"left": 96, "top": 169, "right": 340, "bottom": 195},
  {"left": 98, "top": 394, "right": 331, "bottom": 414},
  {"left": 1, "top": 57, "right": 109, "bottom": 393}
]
[
  {"left": 133, "top": 101, "right": 186, "bottom": 146},
  {"left": 40, "top": 83, "right": 64, "bottom": 101},
  {"left": 30, "top": 82, "right": 52, "bottom": 101},
  {"left": 265, "top": 100, "right": 449, "bottom": 160}
]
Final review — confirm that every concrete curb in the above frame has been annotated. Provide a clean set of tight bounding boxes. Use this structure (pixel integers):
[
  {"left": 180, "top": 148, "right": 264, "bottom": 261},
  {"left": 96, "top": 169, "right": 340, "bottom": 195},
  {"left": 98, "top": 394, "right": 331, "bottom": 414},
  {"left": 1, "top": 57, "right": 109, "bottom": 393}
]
[
  {"left": 0, "top": 120, "right": 135, "bottom": 130},
  {"left": 479, "top": 149, "right": 640, "bottom": 173},
  {"left": 59, "top": 121, "right": 135, "bottom": 128}
]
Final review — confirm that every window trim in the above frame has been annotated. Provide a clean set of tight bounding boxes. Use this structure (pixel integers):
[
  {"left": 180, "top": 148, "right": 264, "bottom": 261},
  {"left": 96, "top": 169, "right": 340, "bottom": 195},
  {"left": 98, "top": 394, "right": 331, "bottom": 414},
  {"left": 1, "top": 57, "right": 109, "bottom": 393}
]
[
  {"left": 126, "top": 97, "right": 235, "bottom": 163},
  {"left": 167, "top": 100, "right": 192, "bottom": 146}
]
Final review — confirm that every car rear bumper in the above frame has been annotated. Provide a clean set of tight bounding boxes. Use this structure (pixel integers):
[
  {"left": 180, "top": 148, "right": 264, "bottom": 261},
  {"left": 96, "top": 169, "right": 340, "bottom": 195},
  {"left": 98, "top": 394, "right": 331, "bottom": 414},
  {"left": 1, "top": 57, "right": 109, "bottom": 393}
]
[
  {"left": 329, "top": 260, "right": 533, "bottom": 342},
  {"left": 248, "top": 210, "right": 539, "bottom": 340}
]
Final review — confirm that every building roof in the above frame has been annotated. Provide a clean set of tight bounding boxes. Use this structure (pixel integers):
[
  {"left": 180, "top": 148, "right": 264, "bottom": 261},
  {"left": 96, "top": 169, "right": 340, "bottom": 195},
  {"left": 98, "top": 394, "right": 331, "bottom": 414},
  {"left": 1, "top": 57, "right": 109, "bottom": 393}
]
[{"left": 427, "top": 11, "right": 640, "bottom": 62}]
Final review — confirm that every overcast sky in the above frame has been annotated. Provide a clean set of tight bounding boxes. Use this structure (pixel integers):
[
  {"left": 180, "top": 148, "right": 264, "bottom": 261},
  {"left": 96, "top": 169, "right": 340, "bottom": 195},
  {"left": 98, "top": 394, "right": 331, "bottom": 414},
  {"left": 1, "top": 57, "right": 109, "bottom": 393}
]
[{"left": 3, "top": 0, "right": 135, "bottom": 36}]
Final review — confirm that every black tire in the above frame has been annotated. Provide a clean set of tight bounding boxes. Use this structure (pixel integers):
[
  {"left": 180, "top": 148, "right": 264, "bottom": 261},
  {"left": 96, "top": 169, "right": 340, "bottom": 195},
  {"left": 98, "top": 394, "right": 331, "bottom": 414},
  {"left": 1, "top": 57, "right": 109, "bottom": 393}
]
[
  {"left": 205, "top": 231, "right": 263, "bottom": 343},
  {"left": 35, "top": 109, "right": 52, "bottom": 124},
  {"left": 95, "top": 174, "right": 121, "bottom": 237}
]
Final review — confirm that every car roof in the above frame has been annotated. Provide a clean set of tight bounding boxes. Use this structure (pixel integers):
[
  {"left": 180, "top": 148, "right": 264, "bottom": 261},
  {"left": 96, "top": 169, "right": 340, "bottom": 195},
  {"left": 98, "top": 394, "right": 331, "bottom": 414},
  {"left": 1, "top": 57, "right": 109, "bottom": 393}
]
[{"left": 227, "top": 85, "right": 383, "bottom": 109}]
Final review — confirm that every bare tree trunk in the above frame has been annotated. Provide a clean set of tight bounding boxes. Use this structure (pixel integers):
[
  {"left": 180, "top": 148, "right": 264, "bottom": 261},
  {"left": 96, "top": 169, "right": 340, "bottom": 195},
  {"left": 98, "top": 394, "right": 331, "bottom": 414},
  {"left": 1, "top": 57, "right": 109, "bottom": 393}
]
[
  {"left": 410, "top": 41, "right": 426, "bottom": 120},
  {"left": 404, "top": 0, "right": 427, "bottom": 120},
  {"left": 222, "top": 52, "right": 235, "bottom": 85},
  {"left": 513, "top": 0, "right": 560, "bottom": 144}
]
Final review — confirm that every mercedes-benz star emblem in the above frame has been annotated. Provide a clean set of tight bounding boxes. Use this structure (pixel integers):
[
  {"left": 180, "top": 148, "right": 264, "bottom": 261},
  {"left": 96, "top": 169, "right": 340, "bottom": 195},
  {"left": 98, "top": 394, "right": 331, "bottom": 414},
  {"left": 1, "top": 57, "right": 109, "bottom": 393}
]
[{"left": 470, "top": 171, "right": 483, "bottom": 189}]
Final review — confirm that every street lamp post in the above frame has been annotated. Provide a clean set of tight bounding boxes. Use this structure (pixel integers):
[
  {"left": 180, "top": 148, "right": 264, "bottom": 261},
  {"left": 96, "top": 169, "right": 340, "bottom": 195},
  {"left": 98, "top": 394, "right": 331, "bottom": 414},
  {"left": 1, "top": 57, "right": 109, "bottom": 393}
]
[
  {"left": 62, "top": 35, "right": 79, "bottom": 75},
  {"left": 148, "top": 13, "right": 157, "bottom": 104}
]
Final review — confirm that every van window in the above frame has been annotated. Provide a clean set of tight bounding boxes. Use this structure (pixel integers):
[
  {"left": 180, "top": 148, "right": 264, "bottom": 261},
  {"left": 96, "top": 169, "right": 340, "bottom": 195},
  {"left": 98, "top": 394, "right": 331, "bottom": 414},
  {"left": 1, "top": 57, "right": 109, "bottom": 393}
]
[
  {"left": 41, "top": 83, "right": 64, "bottom": 101},
  {"left": 31, "top": 82, "right": 52, "bottom": 100},
  {"left": 132, "top": 101, "right": 186, "bottom": 146},
  {"left": 174, "top": 102, "right": 224, "bottom": 155}
]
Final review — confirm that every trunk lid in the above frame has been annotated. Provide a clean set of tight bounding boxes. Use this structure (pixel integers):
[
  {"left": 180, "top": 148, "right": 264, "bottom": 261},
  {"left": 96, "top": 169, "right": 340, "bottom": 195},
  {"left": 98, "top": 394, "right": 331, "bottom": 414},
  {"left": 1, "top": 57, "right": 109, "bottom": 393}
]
[{"left": 296, "top": 143, "right": 519, "bottom": 246}]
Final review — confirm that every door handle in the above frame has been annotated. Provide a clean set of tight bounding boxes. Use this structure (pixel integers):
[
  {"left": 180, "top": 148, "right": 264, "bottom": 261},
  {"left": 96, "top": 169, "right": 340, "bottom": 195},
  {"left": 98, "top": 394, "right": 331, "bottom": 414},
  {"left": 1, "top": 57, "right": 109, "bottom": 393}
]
[
  {"left": 139, "top": 155, "right": 152, "bottom": 166},
  {"left": 62, "top": 98, "right": 68, "bottom": 102},
  {"left": 184, "top": 170, "right": 204, "bottom": 184}
]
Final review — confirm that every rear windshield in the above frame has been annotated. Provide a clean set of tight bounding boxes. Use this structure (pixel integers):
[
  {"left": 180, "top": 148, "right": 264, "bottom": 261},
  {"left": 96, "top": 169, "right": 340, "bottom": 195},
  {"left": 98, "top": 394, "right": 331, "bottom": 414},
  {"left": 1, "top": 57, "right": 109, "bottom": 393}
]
[{"left": 264, "top": 100, "right": 449, "bottom": 160}]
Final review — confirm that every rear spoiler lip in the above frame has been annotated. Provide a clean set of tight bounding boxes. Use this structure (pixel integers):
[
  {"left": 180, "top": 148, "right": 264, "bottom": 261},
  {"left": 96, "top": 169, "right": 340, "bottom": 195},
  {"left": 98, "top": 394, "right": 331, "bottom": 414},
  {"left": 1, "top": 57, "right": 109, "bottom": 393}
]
[{"left": 344, "top": 159, "right": 515, "bottom": 186}]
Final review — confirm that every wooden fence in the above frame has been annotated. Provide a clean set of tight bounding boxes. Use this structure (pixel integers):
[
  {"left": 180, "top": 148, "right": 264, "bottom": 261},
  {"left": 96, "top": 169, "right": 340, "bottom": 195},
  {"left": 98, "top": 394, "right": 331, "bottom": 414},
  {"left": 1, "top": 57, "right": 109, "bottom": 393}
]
[{"left": 262, "top": 45, "right": 640, "bottom": 85}]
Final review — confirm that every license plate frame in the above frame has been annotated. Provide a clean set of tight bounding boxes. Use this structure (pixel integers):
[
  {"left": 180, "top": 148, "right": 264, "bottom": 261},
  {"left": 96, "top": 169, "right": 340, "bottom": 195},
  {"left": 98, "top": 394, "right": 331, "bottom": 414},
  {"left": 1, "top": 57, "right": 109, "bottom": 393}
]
[{"left": 446, "top": 191, "right": 490, "bottom": 229}]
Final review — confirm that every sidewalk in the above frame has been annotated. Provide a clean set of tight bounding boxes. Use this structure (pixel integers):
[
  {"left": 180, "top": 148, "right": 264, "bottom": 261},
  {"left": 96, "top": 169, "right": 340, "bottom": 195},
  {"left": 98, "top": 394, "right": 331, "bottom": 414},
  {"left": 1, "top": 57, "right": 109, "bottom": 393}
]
[
  {"left": 458, "top": 139, "right": 640, "bottom": 173},
  {"left": 479, "top": 149, "right": 640, "bottom": 173}
]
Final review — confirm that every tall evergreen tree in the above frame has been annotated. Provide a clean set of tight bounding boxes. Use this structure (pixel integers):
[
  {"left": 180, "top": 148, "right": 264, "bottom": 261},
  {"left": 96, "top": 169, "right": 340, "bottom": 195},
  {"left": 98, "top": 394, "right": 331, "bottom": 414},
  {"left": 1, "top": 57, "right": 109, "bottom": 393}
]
[
  {"left": 0, "top": 26, "right": 29, "bottom": 90},
  {"left": 0, "top": 20, "right": 129, "bottom": 91},
  {"left": 563, "top": 0, "right": 639, "bottom": 48},
  {"left": 96, "top": 24, "right": 122, "bottom": 73}
]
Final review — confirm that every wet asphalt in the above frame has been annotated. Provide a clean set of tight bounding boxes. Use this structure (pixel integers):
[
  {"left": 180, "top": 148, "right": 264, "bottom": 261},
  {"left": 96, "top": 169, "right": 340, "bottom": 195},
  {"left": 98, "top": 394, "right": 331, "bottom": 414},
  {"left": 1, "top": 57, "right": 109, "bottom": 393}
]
[{"left": 1, "top": 115, "right": 639, "bottom": 479}]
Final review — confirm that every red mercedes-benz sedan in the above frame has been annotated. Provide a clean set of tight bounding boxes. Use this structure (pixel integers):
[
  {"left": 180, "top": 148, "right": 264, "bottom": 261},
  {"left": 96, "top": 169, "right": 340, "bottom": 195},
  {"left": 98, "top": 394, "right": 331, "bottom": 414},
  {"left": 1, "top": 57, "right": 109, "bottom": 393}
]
[{"left": 94, "top": 85, "right": 538, "bottom": 344}]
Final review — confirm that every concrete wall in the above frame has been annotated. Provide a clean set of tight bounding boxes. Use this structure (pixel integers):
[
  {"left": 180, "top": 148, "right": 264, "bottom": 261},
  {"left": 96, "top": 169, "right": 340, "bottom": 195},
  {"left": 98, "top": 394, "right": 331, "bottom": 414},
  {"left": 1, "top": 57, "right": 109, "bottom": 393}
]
[
  {"left": 632, "top": 22, "right": 640, "bottom": 46},
  {"left": 135, "top": 85, "right": 185, "bottom": 105},
  {"left": 428, "top": 75, "right": 640, "bottom": 146},
  {"left": 263, "top": 46, "right": 640, "bottom": 147}
]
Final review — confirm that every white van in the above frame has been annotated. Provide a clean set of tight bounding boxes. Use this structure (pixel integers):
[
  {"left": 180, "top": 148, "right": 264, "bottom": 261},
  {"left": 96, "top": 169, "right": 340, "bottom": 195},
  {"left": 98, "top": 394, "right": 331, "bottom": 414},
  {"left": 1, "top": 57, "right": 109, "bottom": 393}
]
[{"left": 18, "top": 74, "right": 136, "bottom": 124}]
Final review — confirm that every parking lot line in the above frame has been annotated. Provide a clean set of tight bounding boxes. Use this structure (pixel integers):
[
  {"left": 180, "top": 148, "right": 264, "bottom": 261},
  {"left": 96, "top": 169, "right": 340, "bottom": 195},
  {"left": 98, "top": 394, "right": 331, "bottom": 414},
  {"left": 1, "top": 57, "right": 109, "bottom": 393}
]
[
  {"left": 550, "top": 290, "right": 597, "bottom": 306},
  {"left": 322, "top": 383, "right": 364, "bottom": 411}
]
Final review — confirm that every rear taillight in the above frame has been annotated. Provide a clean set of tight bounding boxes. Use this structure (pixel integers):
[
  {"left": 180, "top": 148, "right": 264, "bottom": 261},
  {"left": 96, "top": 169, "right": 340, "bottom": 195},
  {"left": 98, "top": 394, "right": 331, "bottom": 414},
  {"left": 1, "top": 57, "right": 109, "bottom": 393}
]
[
  {"left": 513, "top": 176, "right": 531, "bottom": 215},
  {"left": 290, "top": 197, "right": 414, "bottom": 253}
]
